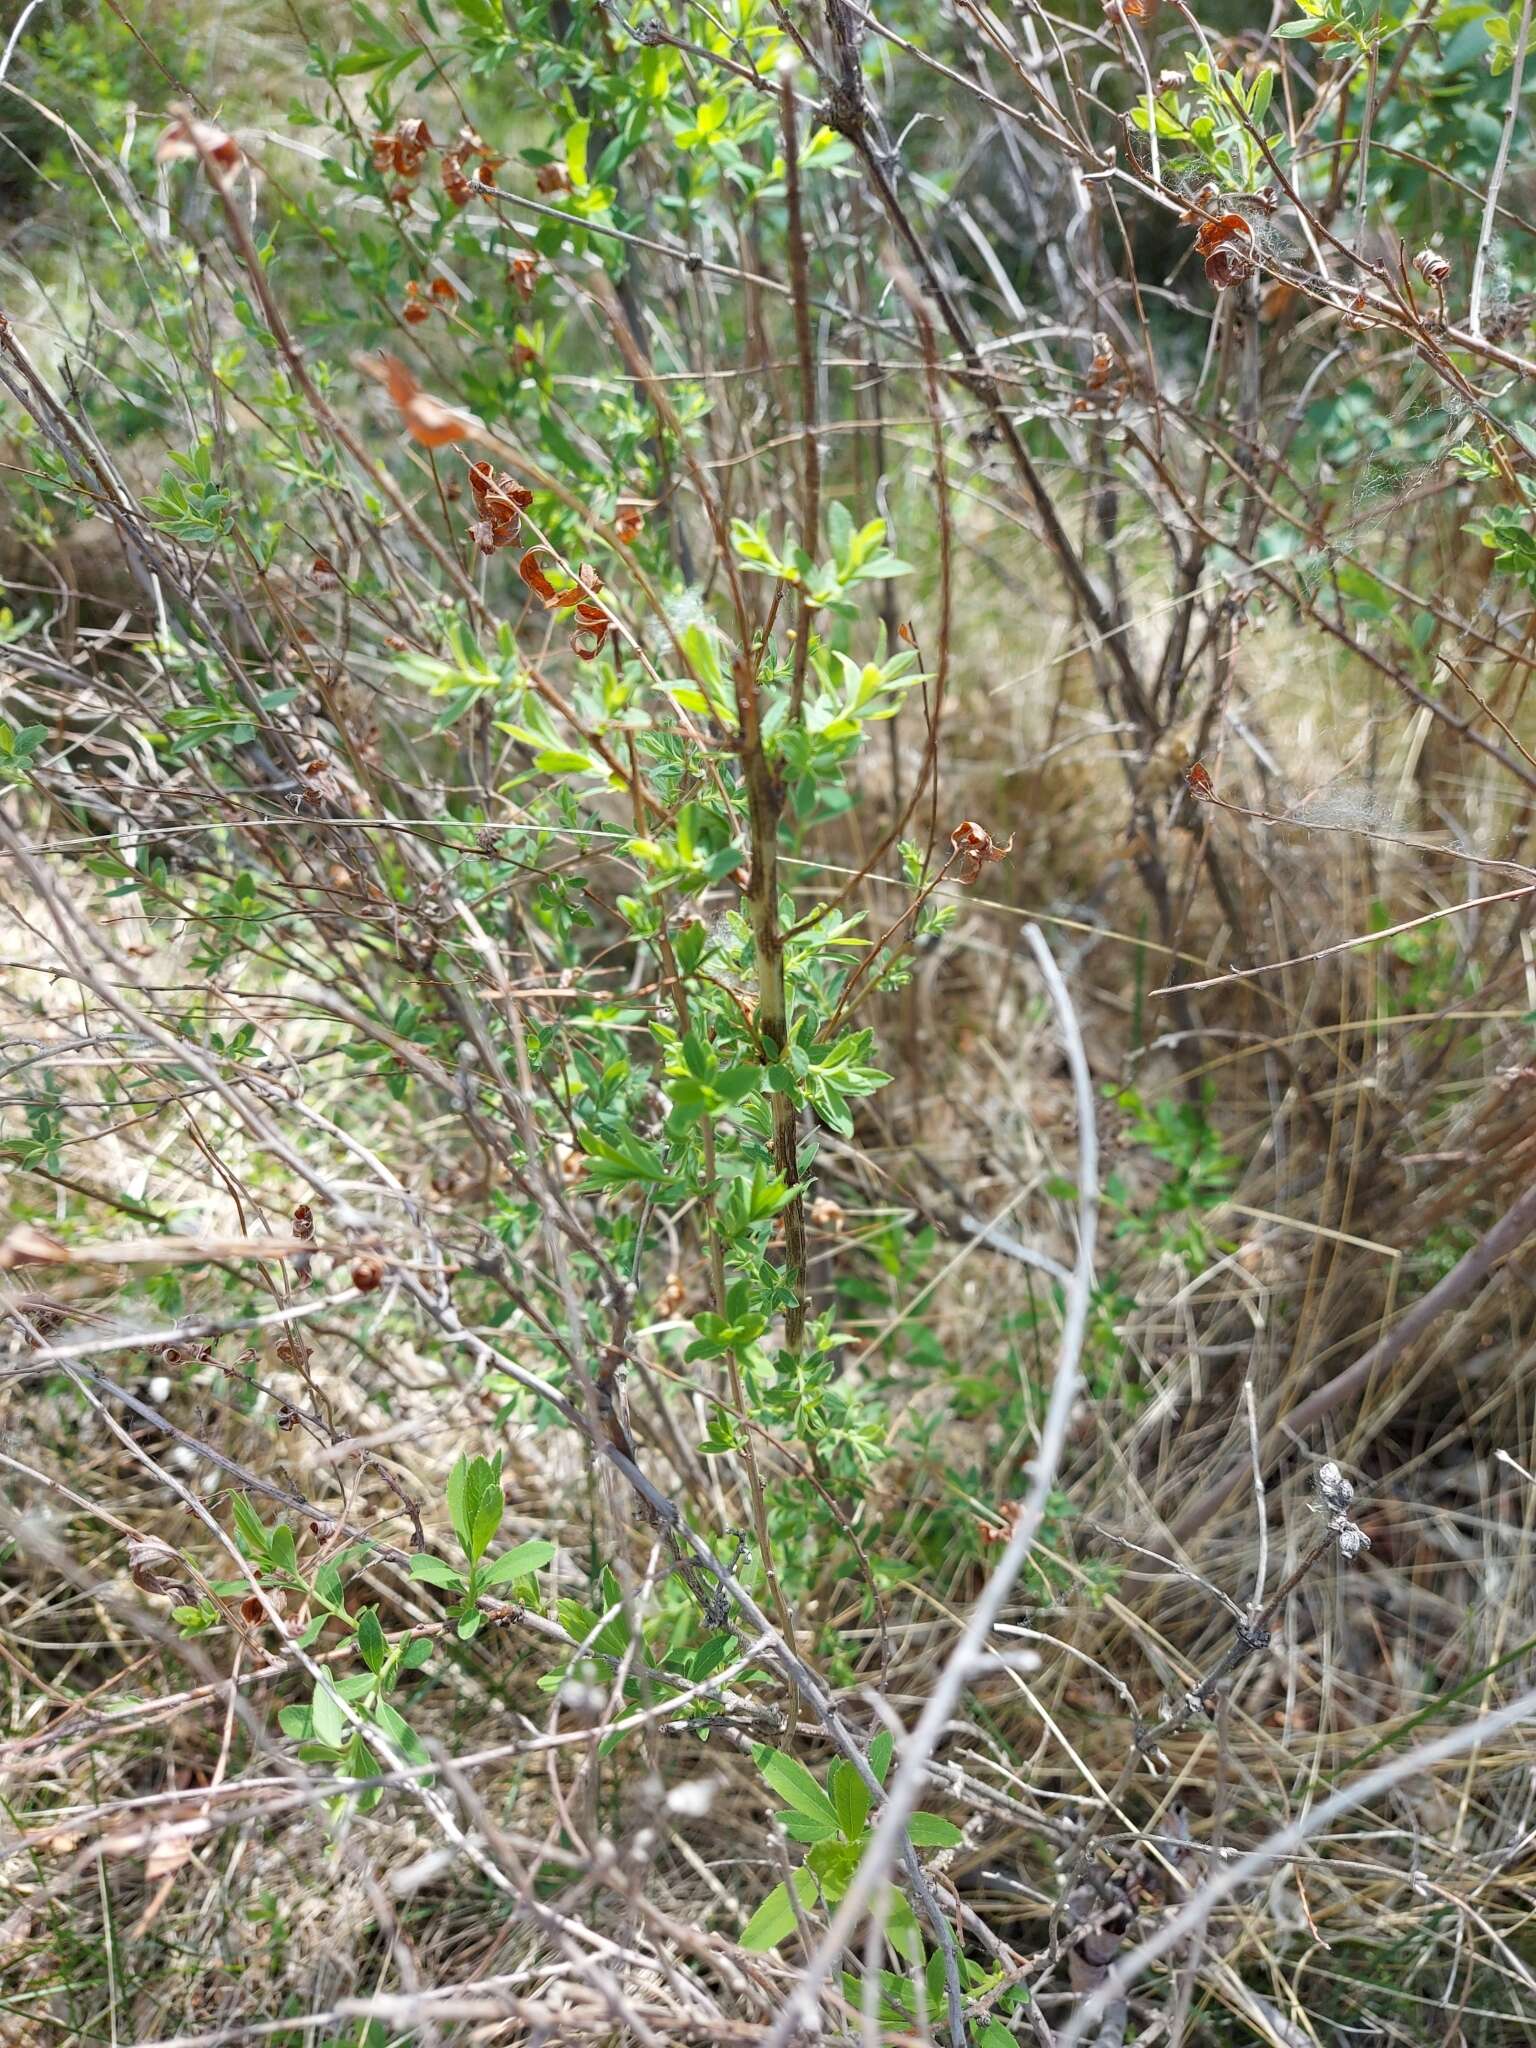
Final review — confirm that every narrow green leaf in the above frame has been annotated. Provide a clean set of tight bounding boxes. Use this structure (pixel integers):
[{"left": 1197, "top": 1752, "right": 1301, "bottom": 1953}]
[
  {"left": 356, "top": 1606, "right": 387, "bottom": 1675},
  {"left": 739, "top": 1866, "right": 817, "bottom": 1951},
  {"left": 481, "top": 1538, "right": 556, "bottom": 1587},
  {"left": 829, "top": 1758, "right": 871, "bottom": 1843},
  {"left": 408, "top": 1552, "right": 465, "bottom": 1591},
  {"left": 446, "top": 1453, "right": 470, "bottom": 1552},
  {"left": 751, "top": 1745, "right": 838, "bottom": 1829},
  {"left": 311, "top": 1679, "right": 345, "bottom": 1748},
  {"left": 230, "top": 1495, "right": 269, "bottom": 1559},
  {"left": 906, "top": 1812, "right": 963, "bottom": 1848}
]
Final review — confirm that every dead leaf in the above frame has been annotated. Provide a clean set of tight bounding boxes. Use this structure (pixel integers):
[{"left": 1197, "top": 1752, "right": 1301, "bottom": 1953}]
[
  {"left": 156, "top": 112, "right": 243, "bottom": 186},
  {"left": 0, "top": 1224, "right": 70, "bottom": 1270},
  {"left": 359, "top": 352, "right": 478, "bottom": 448}
]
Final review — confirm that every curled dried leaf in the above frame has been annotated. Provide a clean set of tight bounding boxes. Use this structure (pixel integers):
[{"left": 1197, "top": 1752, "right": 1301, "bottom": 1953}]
[
  {"left": 351, "top": 1254, "right": 385, "bottom": 1293},
  {"left": 128, "top": 1537, "right": 193, "bottom": 1601},
  {"left": 1196, "top": 213, "right": 1257, "bottom": 290},
  {"left": 308, "top": 555, "right": 339, "bottom": 593},
  {"left": 614, "top": 500, "right": 645, "bottom": 543},
  {"left": 429, "top": 276, "right": 459, "bottom": 306},
  {"left": 1414, "top": 248, "right": 1451, "bottom": 288},
  {"left": 536, "top": 162, "right": 572, "bottom": 196},
  {"left": 393, "top": 117, "right": 433, "bottom": 178},
  {"left": 156, "top": 114, "right": 243, "bottom": 186},
  {"left": 1185, "top": 760, "right": 1216, "bottom": 800},
  {"left": 361, "top": 352, "right": 477, "bottom": 448},
  {"left": 0, "top": 1224, "right": 70, "bottom": 1270},
  {"left": 518, "top": 549, "right": 560, "bottom": 604},
  {"left": 508, "top": 251, "right": 540, "bottom": 301}
]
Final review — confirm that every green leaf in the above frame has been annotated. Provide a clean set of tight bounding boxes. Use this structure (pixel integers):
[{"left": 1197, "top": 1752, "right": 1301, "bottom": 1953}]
[
  {"left": 781, "top": 1811, "right": 840, "bottom": 1844},
  {"left": 356, "top": 1606, "right": 387, "bottom": 1675},
  {"left": 906, "top": 1812, "right": 963, "bottom": 1848},
  {"left": 739, "top": 1866, "right": 816, "bottom": 1951},
  {"left": 446, "top": 1453, "right": 470, "bottom": 1553},
  {"left": 565, "top": 117, "right": 591, "bottom": 189},
  {"left": 230, "top": 1494, "right": 269, "bottom": 1559},
  {"left": 751, "top": 1745, "right": 839, "bottom": 1830},
  {"left": 267, "top": 1523, "right": 298, "bottom": 1576},
  {"left": 829, "top": 1758, "right": 871, "bottom": 1842},
  {"left": 374, "top": 1699, "right": 431, "bottom": 1768},
  {"left": 804, "top": 1837, "right": 862, "bottom": 1900},
  {"left": 469, "top": 1480, "right": 504, "bottom": 1562},
  {"left": 408, "top": 1552, "right": 465, "bottom": 1591},
  {"left": 481, "top": 1538, "right": 557, "bottom": 1587},
  {"left": 869, "top": 1730, "right": 894, "bottom": 1784},
  {"left": 311, "top": 1679, "right": 345, "bottom": 1749}
]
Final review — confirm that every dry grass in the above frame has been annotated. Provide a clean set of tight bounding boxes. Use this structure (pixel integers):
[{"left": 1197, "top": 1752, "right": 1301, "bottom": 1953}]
[{"left": 6, "top": 1, "right": 1536, "bottom": 2043}]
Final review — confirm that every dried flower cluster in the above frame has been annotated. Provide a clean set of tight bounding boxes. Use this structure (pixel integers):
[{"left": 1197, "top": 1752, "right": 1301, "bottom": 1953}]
[
  {"left": 369, "top": 118, "right": 501, "bottom": 208},
  {"left": 402, "top": 277, "right": 459, "bottom": 325}
]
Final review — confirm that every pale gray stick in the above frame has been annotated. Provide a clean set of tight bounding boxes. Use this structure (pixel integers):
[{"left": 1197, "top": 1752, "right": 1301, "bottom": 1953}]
[{"left": 1469, "top": 0, "right": 1532, "bottom": 337}]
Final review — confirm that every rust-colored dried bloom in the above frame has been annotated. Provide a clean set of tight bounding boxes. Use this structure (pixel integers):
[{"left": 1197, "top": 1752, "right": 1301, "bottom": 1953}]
[
  {"left": 535, "top": 162, "right": 572, "bottom": 196},
  {"left": 308, "top": 556, "right": 339, "bottom": 594},
  {"left": 393, "top": 117, "right": 433, "bottom": 178},
  {"left": 351, "top": 1254, "right": 385, "bottom": 1294},
  {"left": 467, "top": 463, "right": 532, "bottom": 555},
  {"left": 518, "top": 551, "right": 611, "bottom": 658},
  {"left": 401, "top": 280, "right": 432, "bottom": 325},
  {"left": 1196, "top": 213, "right": 1256, "bottom": 290},
  {"left": 508, "top": 251, "right": 540, "bottom": 301},
  {"left": 949, "top": 819, "right": 1015, "bottom": 883}
]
